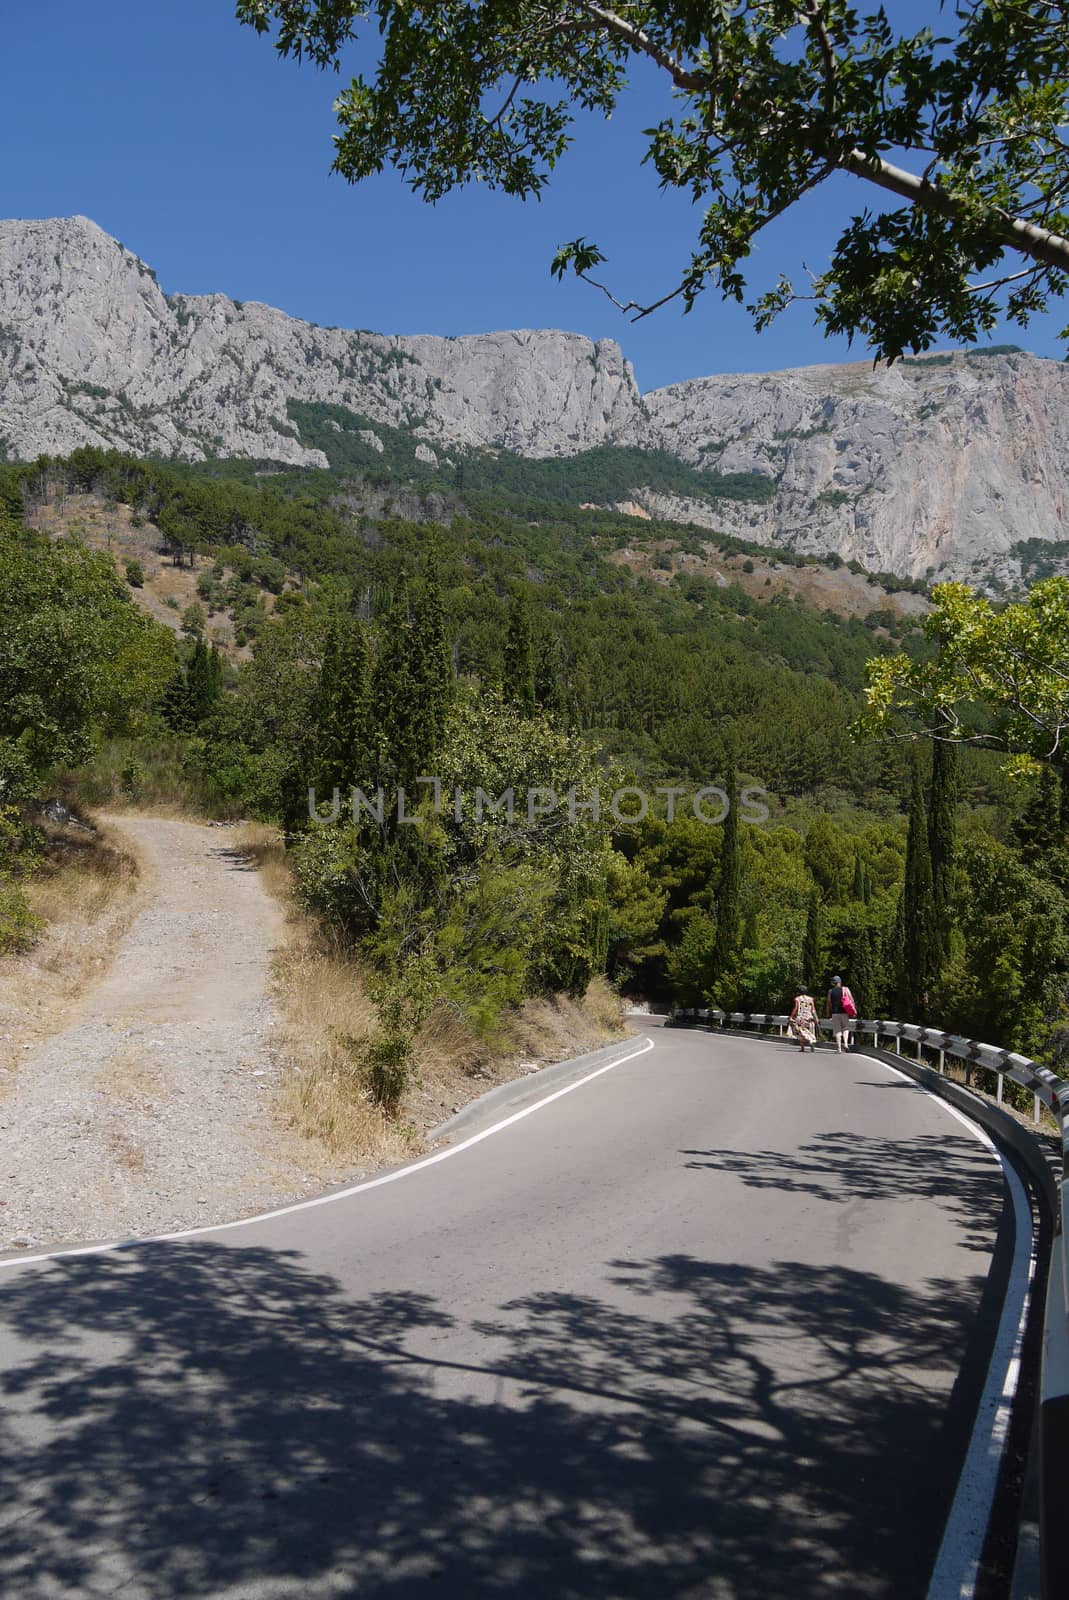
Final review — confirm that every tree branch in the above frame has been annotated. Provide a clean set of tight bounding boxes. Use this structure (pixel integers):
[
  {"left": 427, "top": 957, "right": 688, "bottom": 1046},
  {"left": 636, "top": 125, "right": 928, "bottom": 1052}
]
[
  {"left": 841, "top": 148, "right": 1069, "bottom": 273},
  {"left": 577, "top": 2, "right": 707, "bottom": 93}
]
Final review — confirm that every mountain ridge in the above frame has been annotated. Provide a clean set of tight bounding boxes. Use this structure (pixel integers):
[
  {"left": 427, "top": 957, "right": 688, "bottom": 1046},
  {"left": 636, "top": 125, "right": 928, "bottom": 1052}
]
[{"left": 4, "top": 214, "right": 1069, "bottom": 584}]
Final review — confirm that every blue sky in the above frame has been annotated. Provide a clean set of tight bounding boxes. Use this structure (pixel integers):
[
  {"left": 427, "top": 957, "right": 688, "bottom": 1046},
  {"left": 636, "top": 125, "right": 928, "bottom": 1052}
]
[{"left": 2, "top": 0, "right": 1065, "bottom": 393}]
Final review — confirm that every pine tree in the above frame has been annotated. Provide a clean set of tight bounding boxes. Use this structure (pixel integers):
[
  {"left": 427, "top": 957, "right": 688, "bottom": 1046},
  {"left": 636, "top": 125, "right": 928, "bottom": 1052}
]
[
  {"left": 802, "top": 889, "right": 822, "bottom": 991},
  {"left": 928, "top": 739, "right": 958, "bottom": 960},
  {"left": 712, "top": 760, "right": 740, "bottom": 985},
  {"left": 899, "top": 757, "right": 938, "bottom": 1018}
]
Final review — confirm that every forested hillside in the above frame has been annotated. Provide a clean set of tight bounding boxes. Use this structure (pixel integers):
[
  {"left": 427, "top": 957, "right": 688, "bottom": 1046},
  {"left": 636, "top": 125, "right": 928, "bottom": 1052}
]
[{"left": 3, "top": 446, "right": 1068, "bottom": 1105}]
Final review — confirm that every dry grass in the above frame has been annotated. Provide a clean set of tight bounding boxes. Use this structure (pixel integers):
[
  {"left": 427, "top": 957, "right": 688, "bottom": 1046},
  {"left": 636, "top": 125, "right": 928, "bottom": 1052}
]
[
  {"left": 498, "top": 980, "right": 626, "bottom": 1067},
  {"left": 0, "top": 818, "right": 145, "bottom": 1081},
  {"left": 107, "top": 1129, "right": 147, "bottom": 1172},
  {"left": 231, "top": 822, "right": 628, "bottom": 1161},
  {"left": 26, "top": 819, "right": 140, "bottom": 930},
  {"left": 230, "top": 823, "right": 404, "bottom": 1160},
  {"left": 230, "top": 822, "right": 294, "bottom": 906}
]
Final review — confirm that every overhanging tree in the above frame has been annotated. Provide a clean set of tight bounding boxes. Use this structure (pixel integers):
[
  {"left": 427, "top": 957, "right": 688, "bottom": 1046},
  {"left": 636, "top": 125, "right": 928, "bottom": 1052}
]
[
  {"left": 859, "top": 578, "right": 1069, "bottom": 771},
  {"left": 237, "top": 1, "right": 1069, "bottom": 359}
]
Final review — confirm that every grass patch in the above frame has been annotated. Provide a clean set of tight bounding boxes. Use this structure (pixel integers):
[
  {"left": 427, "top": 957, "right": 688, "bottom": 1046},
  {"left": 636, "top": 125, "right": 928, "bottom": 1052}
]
[{"left": 60, "top": 737, "right": 212, "bottom": 817}]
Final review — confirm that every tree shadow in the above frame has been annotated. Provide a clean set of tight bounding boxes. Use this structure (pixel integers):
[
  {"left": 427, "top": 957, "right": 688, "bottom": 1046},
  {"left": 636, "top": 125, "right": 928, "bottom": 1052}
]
[
  {"left": 207, "top": 845, "right": 259, "bottom": 873},
  {"left": 0, "top": 1239, "right": 986, "bottom": 1598},
  {"left": 682, "top": 1129, "right": 1001, "bottom": 1255}
]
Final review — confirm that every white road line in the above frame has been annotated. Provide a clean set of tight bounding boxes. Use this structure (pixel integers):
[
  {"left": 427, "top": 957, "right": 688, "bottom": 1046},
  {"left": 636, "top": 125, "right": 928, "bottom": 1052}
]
[
  {"left": 854, "top": 1053, "right": 1036, "bottom": 1600},
  {"left": 0, "top": 1036, "right": 657, "bottom": 1273}
]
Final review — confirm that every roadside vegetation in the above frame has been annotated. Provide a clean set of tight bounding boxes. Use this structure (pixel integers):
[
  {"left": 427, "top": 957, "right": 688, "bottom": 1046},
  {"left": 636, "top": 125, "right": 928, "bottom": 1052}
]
[{"left": 4, "top": 442, "right": 1069, "bottom": 1140}]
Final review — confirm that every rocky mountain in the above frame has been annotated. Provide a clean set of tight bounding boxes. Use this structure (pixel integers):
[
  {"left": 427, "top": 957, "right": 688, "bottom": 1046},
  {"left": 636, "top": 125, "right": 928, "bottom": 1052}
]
[
  {"left": 632, "top": 355, "right": 1069, "bottom": 587},
  {"left": 3, "top": 213, "right": 1069, "bottom": 584}
]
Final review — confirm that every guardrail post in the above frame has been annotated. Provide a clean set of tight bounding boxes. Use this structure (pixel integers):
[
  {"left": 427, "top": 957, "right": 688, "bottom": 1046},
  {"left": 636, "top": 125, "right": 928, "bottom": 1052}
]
[
  {"left": 915, "top": 1037, "right": 923, "bottom": 1061},
  {"left": 938, "top": 1046, "right": 945, "bottom": 1073},
  {"left": 997, "top": 1072, "right": 1004, "bottom": 1104},
  {"left": 1034, "top": 1092, "right": 1042, "bottom": 1124},
  {"left": 895, "top": 1032, "right": 901, "bottom": 1056}
]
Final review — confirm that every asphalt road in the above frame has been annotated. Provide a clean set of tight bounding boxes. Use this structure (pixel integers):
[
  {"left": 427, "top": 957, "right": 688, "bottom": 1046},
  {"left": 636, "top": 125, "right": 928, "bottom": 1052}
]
[{"left": 0, "top": 1026, "right": 1021, "bottom": 1600}]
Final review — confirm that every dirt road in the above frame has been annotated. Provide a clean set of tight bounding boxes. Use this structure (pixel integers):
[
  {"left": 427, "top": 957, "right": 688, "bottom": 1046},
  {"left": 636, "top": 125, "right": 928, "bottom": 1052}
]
[{"left": 0, "top": 815, "right": 339, "bottom": 1251}]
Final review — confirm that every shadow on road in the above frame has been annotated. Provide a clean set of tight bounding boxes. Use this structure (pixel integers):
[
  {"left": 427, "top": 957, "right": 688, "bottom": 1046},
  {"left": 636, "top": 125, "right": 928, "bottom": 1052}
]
[
  {"left": 0, "top": 1238, "right": 985, "bottom": 1598},
  {"left": 683, "top": 1127, "right": 1001, "bottom": 1255},
  {"left": 207, "top": 845, "right": 259, "bottom": 873}
]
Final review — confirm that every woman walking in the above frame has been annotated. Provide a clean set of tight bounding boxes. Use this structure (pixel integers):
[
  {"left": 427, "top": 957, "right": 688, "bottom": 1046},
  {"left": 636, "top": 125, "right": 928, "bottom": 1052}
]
[
  {"left": 789, "top": 987, "right": 819, "bottom": 1052},
  {"left": 825, "top": 975, "right": 856, "bottom": 1053}
]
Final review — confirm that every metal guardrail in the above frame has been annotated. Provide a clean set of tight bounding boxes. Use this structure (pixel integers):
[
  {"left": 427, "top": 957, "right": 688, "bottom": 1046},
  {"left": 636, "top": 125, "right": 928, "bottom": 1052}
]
[{"left": 670, "top": 1006, "right": 1068, "bottom": 1599}]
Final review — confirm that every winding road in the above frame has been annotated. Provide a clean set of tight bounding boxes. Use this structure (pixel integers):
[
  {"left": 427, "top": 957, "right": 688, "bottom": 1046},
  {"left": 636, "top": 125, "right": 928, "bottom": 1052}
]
[{"left": 0, "top": 1024, "right": 1031, "bottom": 1599}]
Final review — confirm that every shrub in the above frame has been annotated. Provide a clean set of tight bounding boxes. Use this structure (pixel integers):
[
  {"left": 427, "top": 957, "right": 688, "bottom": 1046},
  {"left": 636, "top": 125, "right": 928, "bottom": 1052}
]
[
  {"left": 124, "top": 559, "right": 144, "bottom": 587},
  {"left": 0, "top": 877, "right": 42, "bottom": 953},
  {"left": 119, "top": 756, "right": 147, "bottom": 800}
]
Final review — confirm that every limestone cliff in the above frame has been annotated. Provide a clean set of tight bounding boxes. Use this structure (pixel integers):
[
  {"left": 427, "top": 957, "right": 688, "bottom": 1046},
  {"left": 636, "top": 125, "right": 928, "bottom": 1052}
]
[{"left": 3, "top": 214, "right": 1069, "bottom": 583}]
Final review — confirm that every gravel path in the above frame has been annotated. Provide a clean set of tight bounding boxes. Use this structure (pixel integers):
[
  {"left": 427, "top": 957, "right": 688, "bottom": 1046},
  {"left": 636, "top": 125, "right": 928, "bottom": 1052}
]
[{"left": 0, "top": 815, "right": 337, "bottom": 1252}]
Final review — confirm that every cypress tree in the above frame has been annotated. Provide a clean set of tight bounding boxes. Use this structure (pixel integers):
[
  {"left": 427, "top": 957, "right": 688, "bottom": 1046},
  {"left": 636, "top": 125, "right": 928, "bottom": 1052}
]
[
  {"left": 409, "top": 565, "right": 452, "bottom": 758},
  {"left": 318, "top": 615, "right": 370, "bottom": 796},
  {"left": 208, "top": 644, "right": 224, "bottom": 700},
  {"left": 887, "top": 887, "right": 906, "bottom": 1009},
  {"left": 185, "top": 640, "right": 214, "bottom": 725},
  {"left": 712, "top": 761, "right": 740, "bottom": 984},
  {"left": 503, "top": 590, "right": 536, "bottom": 714},
  {"left": 160, "top": 666, "right": 192, "bottom": 733},
  {"left": 928, "top": 739, "right": 958, "bottom": 960},
  {"left": 1014, "top": 763, "right": 1062, "bottom": 864},
  {"left": 802, "top": 889, "right": 822, "bottom": 992},
  {"left": 899, "top": 757, "right": 938, "bottom": 1018},
  {"left": 535, "top": 634, "right": 567, "bottom": 720},
  {"left": 850, "top": 924, "right": 878, "bottom": 1020},
  {"left": 1059, "top": 763, "right": 1069, "bottom": 841},
  {"left": 371, "top": 591, "right": 417, "bottom": 792},
  {"left": 851, "top": 849, "right": 865, "bottom": 902},
  {"left": 371, "top": 569, "right": 452, "bottom": 799}
]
